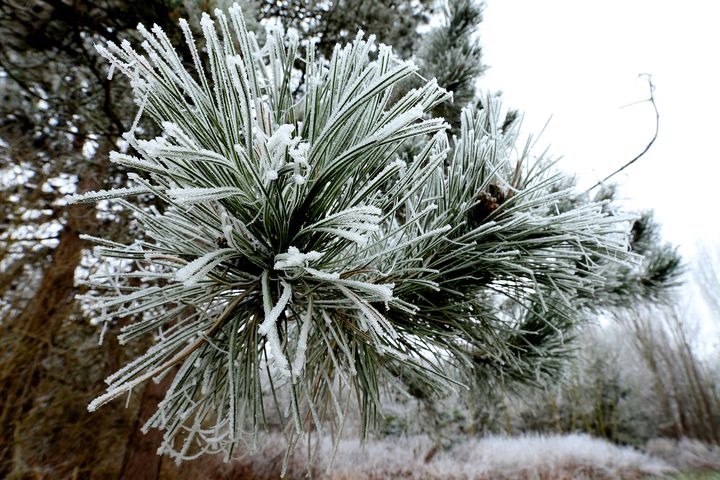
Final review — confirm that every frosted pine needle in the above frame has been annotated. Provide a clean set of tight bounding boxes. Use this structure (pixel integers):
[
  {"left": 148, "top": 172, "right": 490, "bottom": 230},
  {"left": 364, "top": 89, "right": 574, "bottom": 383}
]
[{"left": 75, "top": 3, "right": 639, "bottom": 463}]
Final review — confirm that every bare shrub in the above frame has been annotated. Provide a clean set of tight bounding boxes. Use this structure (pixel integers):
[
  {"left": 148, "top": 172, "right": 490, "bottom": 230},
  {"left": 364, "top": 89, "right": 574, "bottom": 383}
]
[
  {"left": 623, "top": 306, "right": 720, "bottom": 444},
  {"left": 645, "top": 438, "right": 720, "bottom": 471}
]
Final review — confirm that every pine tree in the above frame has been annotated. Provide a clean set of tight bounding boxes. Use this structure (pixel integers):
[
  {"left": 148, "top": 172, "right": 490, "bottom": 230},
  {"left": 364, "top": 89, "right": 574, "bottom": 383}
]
[
  {"left": 256, "top": 0, "right": 435, "bottom": 59},
  {"left": 416, "top": 0, "right": 486, "bottom": 130},
  {"left": 0, "top": 0, "right": 682, "bottom": 475},
  {"left": 0, "top": 0, "right": 439, "bottom": 475},
  {"left": 71, "top": 4, "right": 656, "bottom": 464},
  {"left": 0, "top": 1, "right": 190, "bottom": 475}
]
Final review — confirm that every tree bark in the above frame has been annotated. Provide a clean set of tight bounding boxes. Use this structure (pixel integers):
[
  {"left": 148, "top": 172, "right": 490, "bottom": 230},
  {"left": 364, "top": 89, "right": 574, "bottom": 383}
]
[
  {"left": 118, "top": 370, "right": 176, "bottom": 480},
  {"left": 0, "top": 141, "right": 110, "bottom": 477}
]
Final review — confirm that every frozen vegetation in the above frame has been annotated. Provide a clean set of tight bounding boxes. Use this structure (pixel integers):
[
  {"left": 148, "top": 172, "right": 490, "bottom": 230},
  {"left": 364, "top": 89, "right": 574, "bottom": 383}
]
[
  {"left": 0, "top": 0, "right": 714, "bottom": 479},
  {"left": 163, "top": 432, "right": 720, "bottom": 479}
]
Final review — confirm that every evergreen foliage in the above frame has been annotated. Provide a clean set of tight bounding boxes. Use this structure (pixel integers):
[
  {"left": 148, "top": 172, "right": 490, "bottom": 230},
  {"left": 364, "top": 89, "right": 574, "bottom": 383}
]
[
  {"left": 416, "top": 0, "right": 485, "bottom": 129},
  {"left": 72, "top": 4, "right": 644, "bottom": 463},
  {"left": 257, "top": 0, "right": 435, "bottom": 59}
]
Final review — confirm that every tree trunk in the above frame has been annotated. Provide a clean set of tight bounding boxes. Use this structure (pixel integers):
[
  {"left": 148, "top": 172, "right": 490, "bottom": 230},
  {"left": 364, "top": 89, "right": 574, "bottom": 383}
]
[
  {"left": 0, "top": 228, "right": 84, "bottom": 475},
  {"left": 119, "top": 370, "right": 176, "bottom": 480},
  {"left": 0, "top": 141, "right": 111, "bottom": 477}
]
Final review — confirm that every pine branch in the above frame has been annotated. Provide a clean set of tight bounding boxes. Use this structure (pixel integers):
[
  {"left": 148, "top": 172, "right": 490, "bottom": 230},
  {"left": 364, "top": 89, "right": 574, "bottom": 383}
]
[{"left": 77, "top": 3, "right": 639, "bottom": 464}]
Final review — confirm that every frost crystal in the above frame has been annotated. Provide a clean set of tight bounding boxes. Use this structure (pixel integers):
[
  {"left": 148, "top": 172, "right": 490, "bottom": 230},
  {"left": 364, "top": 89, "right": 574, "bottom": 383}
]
[{"left": 274, "top": 247, "right": 323, "bottom": 270}]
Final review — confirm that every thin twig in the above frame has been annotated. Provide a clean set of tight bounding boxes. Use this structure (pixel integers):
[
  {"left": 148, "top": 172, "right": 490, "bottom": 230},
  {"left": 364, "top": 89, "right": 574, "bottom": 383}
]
[{"left": 586, "top": 74, "right": 659, "bottom": 193}]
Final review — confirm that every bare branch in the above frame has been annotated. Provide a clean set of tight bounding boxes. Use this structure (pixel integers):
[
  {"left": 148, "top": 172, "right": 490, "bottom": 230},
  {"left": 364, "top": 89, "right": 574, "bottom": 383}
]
[{"left": 587, "top": 74, "right": 659, "bottom": 193}]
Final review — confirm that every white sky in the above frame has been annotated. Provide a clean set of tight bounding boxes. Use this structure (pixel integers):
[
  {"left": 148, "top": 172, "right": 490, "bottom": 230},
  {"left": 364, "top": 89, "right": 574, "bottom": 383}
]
[
  {"left": 478, "top": 0, "right": 720, "bottom": 348},
  {"left": 479, "top": 0, "right": 720, "bottom": 255}
]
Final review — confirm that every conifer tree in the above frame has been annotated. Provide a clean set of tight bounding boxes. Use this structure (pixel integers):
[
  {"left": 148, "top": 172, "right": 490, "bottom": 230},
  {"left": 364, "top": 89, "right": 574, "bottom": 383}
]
[
  {"left": 0, "top": 1, "right": 190, "bottom": 475},
  {"left": 0, "top": 0, "right": 438, "bottom": 475},
  {"left": 257, "top": 0, "right": 435, "bottom": 59},
  {"left": 70, "top": 4, "right": 668, "bottom": 463},
  {"left": 0, "top": 0, "right": 682, "bottom": 474},
  {"left": 416, "top": 0, "right": 486, "bottom": 129}
]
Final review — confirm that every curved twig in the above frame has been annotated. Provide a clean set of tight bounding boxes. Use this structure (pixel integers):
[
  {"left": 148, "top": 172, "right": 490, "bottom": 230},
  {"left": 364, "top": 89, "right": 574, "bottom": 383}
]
[{"left": 587, "top": 74, "right": 659, "bottom": 193}]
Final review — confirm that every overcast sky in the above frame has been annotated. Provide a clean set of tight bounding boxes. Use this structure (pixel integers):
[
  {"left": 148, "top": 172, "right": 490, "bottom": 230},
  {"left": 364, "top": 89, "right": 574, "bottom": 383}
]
[
  {"left": 479, "top": 0, "right": 720, "bottom": 257},
  {"left": 477, "top": 0, "right": 720, "bottom": 347}
]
